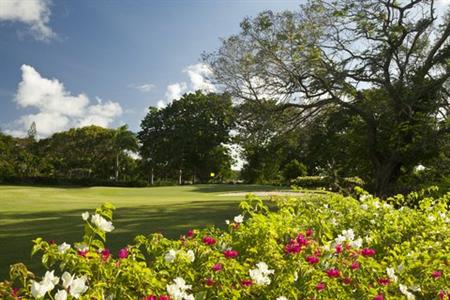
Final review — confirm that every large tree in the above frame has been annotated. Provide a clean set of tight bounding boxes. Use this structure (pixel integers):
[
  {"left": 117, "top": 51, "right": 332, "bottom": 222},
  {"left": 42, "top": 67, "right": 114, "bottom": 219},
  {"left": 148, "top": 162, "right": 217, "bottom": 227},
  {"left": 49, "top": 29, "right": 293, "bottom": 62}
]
[
  {"left": 138, "top": 91, "right": 234, "bottom": 183},
  {"left": 205, "top": 0, "right": 450, "bottom": 195}
]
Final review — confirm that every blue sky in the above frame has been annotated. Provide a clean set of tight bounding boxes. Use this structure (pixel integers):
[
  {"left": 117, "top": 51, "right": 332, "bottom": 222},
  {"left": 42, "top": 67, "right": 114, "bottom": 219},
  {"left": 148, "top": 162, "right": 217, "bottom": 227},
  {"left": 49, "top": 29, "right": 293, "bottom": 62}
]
[{"left": 0, "top": 0, "right": 302, "bottom": 137}]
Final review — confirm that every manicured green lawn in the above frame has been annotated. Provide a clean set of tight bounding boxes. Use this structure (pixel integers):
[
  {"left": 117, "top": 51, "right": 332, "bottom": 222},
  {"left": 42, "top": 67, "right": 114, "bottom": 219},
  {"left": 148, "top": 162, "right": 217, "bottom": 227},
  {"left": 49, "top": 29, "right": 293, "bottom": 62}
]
[{"left": 0, "top": 184, "right": 277, "bottom": 278}]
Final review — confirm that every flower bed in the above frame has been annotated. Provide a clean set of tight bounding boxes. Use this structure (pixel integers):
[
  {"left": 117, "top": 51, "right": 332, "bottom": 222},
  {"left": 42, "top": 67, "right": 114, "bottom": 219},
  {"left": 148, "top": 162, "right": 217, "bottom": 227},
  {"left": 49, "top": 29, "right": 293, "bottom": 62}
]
[{"left": 0, "top": 188, "right": 449, "bottom": 299}]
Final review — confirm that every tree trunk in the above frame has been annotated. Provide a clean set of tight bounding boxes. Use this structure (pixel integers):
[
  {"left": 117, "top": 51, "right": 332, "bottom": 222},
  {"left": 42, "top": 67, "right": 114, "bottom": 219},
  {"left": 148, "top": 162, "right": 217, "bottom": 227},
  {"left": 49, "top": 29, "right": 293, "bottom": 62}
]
[
  {"left": 178, "top": 169, "right": 182, "bottom": 185},
  {"left": 115, "top": 153, "right": 119, "bottom": 181},
  {"left": 151, "top": 168, "right": 154, "bottom": 185},
  {"left": 372, "top": 159, "right": 401, "bottom": 197}
]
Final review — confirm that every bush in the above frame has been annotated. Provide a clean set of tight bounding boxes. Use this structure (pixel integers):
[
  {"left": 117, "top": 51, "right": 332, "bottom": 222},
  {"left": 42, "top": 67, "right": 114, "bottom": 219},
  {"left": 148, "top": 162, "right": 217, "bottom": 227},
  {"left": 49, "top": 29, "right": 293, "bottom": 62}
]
[
  {"left": 291, "top": 176, "right": 364, "bottom": 192},
  {"left": 282, "top": 160, "right": 307, "bottom": 183},
  {"left": 0, "top": 176, "right": 149, "bottom": 188},
  {"left": 0, "top": 190, "right": 449, "bottom": 299}
]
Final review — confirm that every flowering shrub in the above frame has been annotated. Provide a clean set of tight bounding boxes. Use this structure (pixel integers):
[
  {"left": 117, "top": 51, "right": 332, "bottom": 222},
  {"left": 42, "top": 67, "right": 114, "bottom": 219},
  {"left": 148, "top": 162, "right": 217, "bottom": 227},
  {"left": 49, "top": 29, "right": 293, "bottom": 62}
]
[{"left": 0, "top": 189, "right": 449, "bottom": 299}]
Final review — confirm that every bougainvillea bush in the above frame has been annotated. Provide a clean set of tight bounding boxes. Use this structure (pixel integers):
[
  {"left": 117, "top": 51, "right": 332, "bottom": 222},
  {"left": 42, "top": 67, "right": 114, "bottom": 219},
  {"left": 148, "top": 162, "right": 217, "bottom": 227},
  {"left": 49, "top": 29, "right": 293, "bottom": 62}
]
[{"left": 0, "top": 188, "right": 449, "bottom": 299}]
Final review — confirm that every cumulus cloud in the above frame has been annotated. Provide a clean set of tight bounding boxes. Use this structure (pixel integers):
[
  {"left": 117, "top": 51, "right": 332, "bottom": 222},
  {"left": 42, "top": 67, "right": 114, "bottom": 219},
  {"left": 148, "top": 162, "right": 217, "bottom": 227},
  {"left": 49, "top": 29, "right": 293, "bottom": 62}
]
[
  {"left": 0, "top": 0, "right": 55, "bottom": 41},
  {"left": 8, "top": 65, "right": 122, "bottom": 137},
  {"left": 157, "top": 63, "right": 216, "bottom": 108},
  {"left": 128, "top": 83, "right": 155, "bottom": 93}
]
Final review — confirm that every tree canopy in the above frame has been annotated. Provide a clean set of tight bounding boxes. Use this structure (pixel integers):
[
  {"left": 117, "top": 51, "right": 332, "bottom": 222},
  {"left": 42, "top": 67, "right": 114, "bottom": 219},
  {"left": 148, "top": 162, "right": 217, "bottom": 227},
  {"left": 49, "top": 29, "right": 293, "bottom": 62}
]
[{"left": 205, "top": 0, "right": 450, "bottom": 195}]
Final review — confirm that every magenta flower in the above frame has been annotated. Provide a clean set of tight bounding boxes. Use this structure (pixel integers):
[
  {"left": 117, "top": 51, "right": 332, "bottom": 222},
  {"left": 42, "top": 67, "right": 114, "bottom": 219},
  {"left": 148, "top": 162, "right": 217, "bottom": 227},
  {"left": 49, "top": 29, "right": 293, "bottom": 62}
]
[
  {"left": 205, "top": 278, "right": 215, "bottom": 286},
  {"left": 241, "top": 279, "right": 252, "bottom": 287},
  {"left": 335, "top": 244, "right": 343, "bottom": 254},
  {"left": 296, "top": 234, "right": 309, "bottom": 246},
  {"left": 316, "top": 282, "right": 326, "bottom": 291},
  {"left": 374, "top": 294, "right": 384, "bottom": 300},
  {"left": 361, "top": 248, "right": 376, "bottom": 257},
  {"left": 305, "top": 255, "right": 320, "bottom": 265},
  {"left": 212, "top": 263, "right": 223, "bottom": 271},
  {"left": 306, "top": 228, "right": 314, "bottom": 237},
  {"left": 158, "top": 296, "right": 170, "bottom": 300},
  {"left": 118, "top": 248, "right": 129, "bottom": 259},
  {"left": 77, "top": 250, "right": 88, "bottom": 257},
  {"left": 101, "top": 248, "right": 111, "bottom": 260},
  {"left": 326, "top": 268, "right": 341, "bottom": 278},
  {"left": 223, "top": 249, "right": 238, "bottom": 258},
  {"left": 432, "top": 270, "right": 442, "bottom": 279},
  {"left": 187, "top": 229, "right": 194, "bottom": 238},
  {"left": 202, "top": 236, "right": 216, "bottom": 245},
  {"left": 143, "top": 296, "right": 156, "bottom": 300},
  {"left": 342, "top": 277, "right": 352, "bottom": 285},
  {"left": 350, "top": 261, "right": 360, "bottom": 270},
  {"left": 377, "top": 278, "right": 390, "bottom": 286}
]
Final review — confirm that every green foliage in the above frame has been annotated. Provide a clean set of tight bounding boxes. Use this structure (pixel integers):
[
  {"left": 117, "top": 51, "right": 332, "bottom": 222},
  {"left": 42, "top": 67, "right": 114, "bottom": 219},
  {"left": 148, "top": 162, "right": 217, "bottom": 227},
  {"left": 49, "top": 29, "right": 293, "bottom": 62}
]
[
  {"left": 138, "top": 91, "right": 235, "bottom": 183},
  {"left": 2, "top": 189, "right": 449, "bottom": 299},
  {"left": 282, "top": 160, "right": 307, "bottom": 183}
]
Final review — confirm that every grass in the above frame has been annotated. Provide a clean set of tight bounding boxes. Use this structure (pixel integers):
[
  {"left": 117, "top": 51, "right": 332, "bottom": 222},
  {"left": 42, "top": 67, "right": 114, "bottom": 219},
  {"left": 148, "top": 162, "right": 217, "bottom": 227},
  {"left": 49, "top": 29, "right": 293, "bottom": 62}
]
[{"left": 0, "top": 184, "right": 281, "bottom": 279}]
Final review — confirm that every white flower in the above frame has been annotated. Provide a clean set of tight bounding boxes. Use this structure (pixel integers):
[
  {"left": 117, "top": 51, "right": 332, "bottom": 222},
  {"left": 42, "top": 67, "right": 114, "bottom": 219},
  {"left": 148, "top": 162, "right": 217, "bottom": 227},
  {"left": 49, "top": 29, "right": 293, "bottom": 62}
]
[
  {"left": 383, "top": 203, "right": 391, "bottom": 209},
  {"left": 43, "top": 270, "right": 60, "bottom": 286},
  {"left": 31, "top": 270, "right": 59, "bottom": 298},
  {"left": 360, "top": 194, "right": 371, "bottom": 201},
  {"left": 58, "top": 242, "right": 71, "bottom": 254},
  {"left": 234, "top": 214, "right": 244, "bottom": 223},
  {"left": 31, "top": 281, "right": 48, "bottom": 298},
  {"left": 427, "top": 215, "right": 436, "bottom": 222},
  {"left": 76, "top": 243, "right": 88, "bottom": 252},
  {"left": 360, "top": 204, "right": 368, "bottom": 210},
  {"left": 185, "top": 250, "right": 195, "bottom": 263},
  {"left": 342, "top": 229, "right": 355, "bottom": 241},
  {"left": 91, "top": 214, "right": 114, "bottom": 232},
  {"left": 386, "top": 267, "right": 398, "bottom": 282},
  {"left": 370, "top": 219, "right": 376, "bottom": 225},
  {"left": 350, "top": 237, "right": 363, "bottom": 248},
  {"left": 373, "top": 201, "right": 381, "bottom": 208},
  {"left": 410, "top": 286, "right": 421, "bottom": 292},
  {"left": 249, "top": 262, "right": 274, "bottom": 286},
  {"left": 225, "top": 220, "right": 230, "bottom": 225},
  {"left": 293, "top": 271, "right": 298, "bottom": 282},
  {"left": 165, "top": 249, "right": 178, "bottom": 263},
  {"left": 330, "top": 218, "right": 338, "bottom": 226},
  {"left": 55, "top": 289, "right": 68, "bottom": 300},
  {"left": 69, "top": 276, "right": 88, "bottom": 298},
  {"left": 324, "top": 204, "right": 329, "bottom": 209},
  {"left": 81, "top": 211, "right": 89, "bottom": 221},
  {"left": 166, "top": 277, "right": 193, "bottom": 300},
  {"left": 61, "top": 271, "right": 74, "bottom": 289},
  {"left": 399, "top": 284, "right": 416, "bottom": 300},
  {"left": 277, "top": 297, "right": 288, "bottom": 300}
]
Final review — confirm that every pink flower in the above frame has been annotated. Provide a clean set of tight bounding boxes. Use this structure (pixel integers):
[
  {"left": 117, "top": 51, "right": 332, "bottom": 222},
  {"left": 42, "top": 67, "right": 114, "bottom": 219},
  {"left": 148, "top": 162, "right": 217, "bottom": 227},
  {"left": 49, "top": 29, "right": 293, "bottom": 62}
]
[
  {"left": 11, "top": 287, "right": 20, "bottom": 297},
  {"left": 335, "top": 244, "right": 343, "bottom": 254},
  {"left": 361, "top": 248, "right": 376, "bottom": 257},
  {"left": 377, "top": 278, "right": 390, "bottom": 286},
  {"left": 350, "top": 261, "right": 360, "bottom": 270},
  {"left": 438, "top": 290, "right": 446, "bottom": 300},
  {"left": 223, "top": 249, "right": 238, "bottom": 258},
  {"left": 342, "top": 277, "right": 352, "bottom": 285},
  {"left": 187, "top": 229, "right": 194, "bottom": 238},
  {"left": 305, "top": 255, "right": 320, "bottom": 265},
  {"left": 284, "top": 242, "right": 302, "bottom": 254},
  {"left": 306, "top": 228, "right": 314, "bottom": 237},
  {"left": 48, "top": 240, "right": 56, "bottom": 245},
  {"left": 212, "top": 263, "right": 223, "bottom": 271},
  {"left": 326, "top": 268, "right": 341, "bottom": 278},
  {"left": 374, "top": 294, "right": 384, "bottom": 300},
  {"left": 205, "top": 278, "right": 215, "bottom": 286},
  {"left": 158, "top": 296, "right": 171, "bottom": 300},
  {"left": 77, "top": 250, "right": 88, "bottom": 257},
  {"left": 241, "top": 279, "right": 252, "bottom": 287},
  {"left": 432, "top": 271, "right": 442, "bottom": 279},
  {"left": 101, "top": 248, "right": 111, "bottom": 261},
  {"left": 143, "top": 296, "right": 156, "bottom": 300},
  {"left": 316, "top": 282, "right": 326, "bottom": 291},
  {"left": 118, "top": 248, "right": 129, "bottom": 259},
  {"left": 202, "top": 236, "right": 216, "bottom": 245},
  {"left": 296, "top": 234, "right": 309, "bottom": 246}
]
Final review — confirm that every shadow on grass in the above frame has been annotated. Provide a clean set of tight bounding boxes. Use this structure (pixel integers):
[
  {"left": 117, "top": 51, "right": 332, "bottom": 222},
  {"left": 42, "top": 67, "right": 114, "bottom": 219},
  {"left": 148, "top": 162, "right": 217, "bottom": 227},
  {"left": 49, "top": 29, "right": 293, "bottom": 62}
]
[{"left": 0, "top": 200, "right": 241, "bottom": 279}]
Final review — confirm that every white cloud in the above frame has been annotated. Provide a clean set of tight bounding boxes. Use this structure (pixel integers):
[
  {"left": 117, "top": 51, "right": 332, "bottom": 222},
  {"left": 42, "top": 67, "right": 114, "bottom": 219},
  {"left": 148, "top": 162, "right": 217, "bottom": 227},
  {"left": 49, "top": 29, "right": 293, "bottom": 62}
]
[
  {"left": 183, "top": 64, "right": 216, "bottom": 92},
  {"left": 165, "top": 82, "right": 188, "bottom": 101},
  {"left": 8, "top": 64, "right": 122, "bottom": 137},
  {"left": 128, "top": 83, "right": 155, "bottom": 93},
  {"left": 0, "top": 0, "right": 55, "bottom": 41},
  {"left": 157, "top": 63, "right": 217, "bottom": 108}
]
